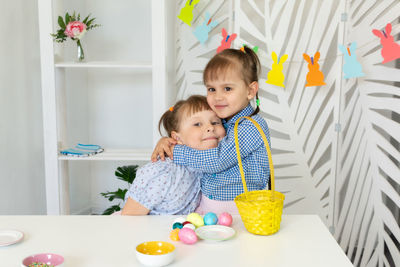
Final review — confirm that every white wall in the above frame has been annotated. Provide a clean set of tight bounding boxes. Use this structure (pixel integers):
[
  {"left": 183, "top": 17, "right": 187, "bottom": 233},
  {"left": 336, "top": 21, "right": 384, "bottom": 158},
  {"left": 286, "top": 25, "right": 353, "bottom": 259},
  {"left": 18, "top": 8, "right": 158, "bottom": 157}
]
[{"left": 0, "top": 0, "right": 46, "bottom": 214}]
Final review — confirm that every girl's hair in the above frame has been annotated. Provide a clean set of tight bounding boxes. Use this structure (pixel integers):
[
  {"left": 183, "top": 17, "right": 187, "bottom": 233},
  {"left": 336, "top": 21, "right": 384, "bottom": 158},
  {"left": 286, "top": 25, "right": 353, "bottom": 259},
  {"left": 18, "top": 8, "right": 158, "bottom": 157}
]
[
  {"left": 203, "top": 46, "right": 261, "bottom": 116},
  {"left": 158, "top": 95, "right": 211, "bottom": 137}
]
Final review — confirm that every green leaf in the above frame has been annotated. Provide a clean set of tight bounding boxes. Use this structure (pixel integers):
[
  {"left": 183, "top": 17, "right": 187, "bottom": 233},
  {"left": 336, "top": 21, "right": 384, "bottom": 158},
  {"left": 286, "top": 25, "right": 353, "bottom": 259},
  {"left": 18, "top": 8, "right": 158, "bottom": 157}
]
[
  {"left": 77, "top": 13, "right": 81, "bottom": 21},
  {"left": 100, "top": 189, "right": 127, "bottom": 201},
  {"left": 57, "top": 16, "right": 65, "bottom": 29},
  {"left": 82, "top": 14, "right": 90, "bottom": 24},
  {"left": 86, "top": 18, "right": 96, "bottom": 27},
  {"left": 115, "top": 165, "right": 138, "bottom": 184},
  {"left": 102, "top": 205, "right": 121, "bottom": 215},
  {"left": 65, "top": 12, "right": 70, "bottom": 24}
]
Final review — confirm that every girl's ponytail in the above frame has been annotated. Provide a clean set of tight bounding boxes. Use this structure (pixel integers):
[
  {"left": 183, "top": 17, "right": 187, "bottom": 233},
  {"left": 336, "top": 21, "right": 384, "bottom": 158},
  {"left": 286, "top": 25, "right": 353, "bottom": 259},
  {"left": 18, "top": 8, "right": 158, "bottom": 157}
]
[
  {"left": 158, "top": 108, "right": 176, "bottom": 137},
  {"left": 242, "top": 45, "right": 261, "bottom": 116}
]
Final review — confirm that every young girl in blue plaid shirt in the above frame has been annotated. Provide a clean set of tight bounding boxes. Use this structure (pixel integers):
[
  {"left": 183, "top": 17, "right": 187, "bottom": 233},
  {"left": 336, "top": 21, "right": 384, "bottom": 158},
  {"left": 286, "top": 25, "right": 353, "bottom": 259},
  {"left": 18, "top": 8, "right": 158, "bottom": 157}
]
[{"left": 152, "top": 46, "right": 271, "bottom": 215}]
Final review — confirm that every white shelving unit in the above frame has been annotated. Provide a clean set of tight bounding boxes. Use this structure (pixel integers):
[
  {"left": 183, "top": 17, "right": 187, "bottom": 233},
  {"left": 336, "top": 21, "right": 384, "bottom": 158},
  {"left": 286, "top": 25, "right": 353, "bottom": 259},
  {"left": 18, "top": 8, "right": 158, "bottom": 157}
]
[{"left": 38, "top": 0, "right": 175, "bottom": 215}]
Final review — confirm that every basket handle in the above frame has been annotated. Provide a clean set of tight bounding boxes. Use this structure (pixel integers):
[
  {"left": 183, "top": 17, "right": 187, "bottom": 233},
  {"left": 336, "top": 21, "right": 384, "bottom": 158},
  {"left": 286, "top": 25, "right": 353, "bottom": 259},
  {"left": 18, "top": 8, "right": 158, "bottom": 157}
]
[{"left": 234, "top": 116, "right": 275, "bottom": 193}]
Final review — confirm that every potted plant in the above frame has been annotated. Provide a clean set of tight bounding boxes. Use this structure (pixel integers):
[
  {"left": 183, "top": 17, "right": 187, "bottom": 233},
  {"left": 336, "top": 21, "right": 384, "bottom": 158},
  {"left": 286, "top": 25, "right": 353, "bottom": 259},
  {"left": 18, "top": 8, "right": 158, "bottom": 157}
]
[
  {"left": 100, "top": 165, "right": 138, "bottom": 215},
  {"left": 51, "top": 11, "right": 100, "bottom": 61}
]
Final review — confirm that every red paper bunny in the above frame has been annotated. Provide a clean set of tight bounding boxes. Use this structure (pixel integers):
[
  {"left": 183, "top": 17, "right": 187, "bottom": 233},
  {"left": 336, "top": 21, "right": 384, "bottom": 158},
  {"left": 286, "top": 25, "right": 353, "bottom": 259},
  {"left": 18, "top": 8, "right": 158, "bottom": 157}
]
[
  {"left": 372, "top": 23, "right": 400, "bottom": 64},
  {"left": 217, "top": 28, "right": 237, "bottom": 53}
]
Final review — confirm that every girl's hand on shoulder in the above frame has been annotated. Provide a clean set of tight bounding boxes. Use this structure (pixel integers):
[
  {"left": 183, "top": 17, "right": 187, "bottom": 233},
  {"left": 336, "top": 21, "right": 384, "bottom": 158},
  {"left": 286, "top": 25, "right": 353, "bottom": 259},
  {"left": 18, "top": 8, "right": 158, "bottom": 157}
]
[{"left": 151, "top": 137, "right": 177, "bottom": 162}]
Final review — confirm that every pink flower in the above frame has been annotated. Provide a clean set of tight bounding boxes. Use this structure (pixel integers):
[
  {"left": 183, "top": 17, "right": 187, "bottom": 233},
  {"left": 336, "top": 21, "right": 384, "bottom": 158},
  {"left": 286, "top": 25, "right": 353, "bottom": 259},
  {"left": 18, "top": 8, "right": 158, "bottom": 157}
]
[{"left": 65, "top": 21, "right": 87, "bottom": 39}]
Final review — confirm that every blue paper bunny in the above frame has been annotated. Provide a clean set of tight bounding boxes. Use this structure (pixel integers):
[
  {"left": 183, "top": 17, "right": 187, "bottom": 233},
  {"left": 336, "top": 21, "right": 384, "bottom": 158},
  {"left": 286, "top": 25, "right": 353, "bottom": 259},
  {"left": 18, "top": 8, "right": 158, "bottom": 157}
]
[
  {"left": 339, "top": 42, "right": 365, "bottom": 79},
  {"left": 193, "top": 12, "right": 219, "bottom": 44}
]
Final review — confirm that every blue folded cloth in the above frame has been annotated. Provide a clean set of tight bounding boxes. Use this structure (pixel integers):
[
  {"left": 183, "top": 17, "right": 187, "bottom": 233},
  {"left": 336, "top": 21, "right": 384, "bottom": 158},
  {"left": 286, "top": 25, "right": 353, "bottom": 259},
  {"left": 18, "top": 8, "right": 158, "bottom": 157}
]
[
  {"left": 75, "top": 143, "right": 104, "bottom": 153},
  {"left": 60, "top": 144, "right": 104, "bottom": 157}
]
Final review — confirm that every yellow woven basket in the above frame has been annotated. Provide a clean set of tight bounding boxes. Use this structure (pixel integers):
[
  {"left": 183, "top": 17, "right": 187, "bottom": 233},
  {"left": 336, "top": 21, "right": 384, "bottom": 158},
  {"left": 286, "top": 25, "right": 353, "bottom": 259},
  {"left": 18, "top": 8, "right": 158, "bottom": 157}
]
[{"left": 234, "top": 116, "right": 285, "bottom": 235}]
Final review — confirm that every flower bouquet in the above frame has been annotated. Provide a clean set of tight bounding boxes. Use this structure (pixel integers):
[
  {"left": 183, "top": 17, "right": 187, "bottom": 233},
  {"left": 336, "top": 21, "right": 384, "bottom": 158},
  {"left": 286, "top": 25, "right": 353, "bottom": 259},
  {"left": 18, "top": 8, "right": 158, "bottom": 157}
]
[{"left": 51, "top": 11, "right": 100, "bottom": 61}]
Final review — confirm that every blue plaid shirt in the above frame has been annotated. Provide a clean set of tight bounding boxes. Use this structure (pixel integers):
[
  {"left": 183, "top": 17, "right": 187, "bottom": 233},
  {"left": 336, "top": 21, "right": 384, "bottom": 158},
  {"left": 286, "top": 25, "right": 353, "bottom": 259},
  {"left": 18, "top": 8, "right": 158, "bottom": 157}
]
[{"left": 173, "top": 104, "right": 271, "bottom": 201}]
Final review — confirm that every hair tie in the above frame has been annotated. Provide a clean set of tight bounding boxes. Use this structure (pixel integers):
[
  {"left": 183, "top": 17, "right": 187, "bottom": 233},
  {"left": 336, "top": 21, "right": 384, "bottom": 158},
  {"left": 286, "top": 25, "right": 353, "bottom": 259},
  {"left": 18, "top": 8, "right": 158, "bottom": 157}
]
[
  {"left": 169, "top": 106, "right": 174, "bottom": 112},
  {"left": 240, "top": 46, "right": 246, "bottom": 53},
  {"left": 256, "top": 99, "right": 260, "bottom": 107}
]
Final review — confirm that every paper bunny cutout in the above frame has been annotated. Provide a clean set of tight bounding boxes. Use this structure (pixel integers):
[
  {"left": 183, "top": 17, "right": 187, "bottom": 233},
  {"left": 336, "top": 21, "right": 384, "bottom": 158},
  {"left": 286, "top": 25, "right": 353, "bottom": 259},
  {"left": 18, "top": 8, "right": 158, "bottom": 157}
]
[
  {"left": 194, "top": 12, "right": 219, "bottom": 44},
  {"left": 339, "top": 42, "right": 365, "bottom": 79},
  {"left": 372, "top": 23, "right": 400, "bottom": 64},
  {"left": 217, "top": 28, "right": 237, "bottom": 53},
  {"left": 266, "top": 52, "right": 288, "bottom": 87},
  {"left": 303, "top": 52, "right": 326, "bottom": 87},
  {"left": 178, "top": 0, "right": 200, "bottom": 26}
]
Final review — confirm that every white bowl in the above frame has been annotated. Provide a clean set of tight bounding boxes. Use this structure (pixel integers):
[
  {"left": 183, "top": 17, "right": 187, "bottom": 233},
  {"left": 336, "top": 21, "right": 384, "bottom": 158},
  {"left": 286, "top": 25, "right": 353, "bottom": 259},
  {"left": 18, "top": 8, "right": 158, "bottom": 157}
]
[{"left": 135, "top": 241, "right": 176, "bottom": 267}]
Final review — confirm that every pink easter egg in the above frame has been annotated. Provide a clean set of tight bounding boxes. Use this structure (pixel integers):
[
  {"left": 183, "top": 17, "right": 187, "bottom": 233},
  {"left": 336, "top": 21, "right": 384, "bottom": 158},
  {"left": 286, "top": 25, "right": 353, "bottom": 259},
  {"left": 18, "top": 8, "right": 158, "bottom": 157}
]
[
  {"left": 178, "top": 228, "right": 198, "bottom": 244},
  {"left": 218, "top": 212, "right": 233, "bottom": 226}
]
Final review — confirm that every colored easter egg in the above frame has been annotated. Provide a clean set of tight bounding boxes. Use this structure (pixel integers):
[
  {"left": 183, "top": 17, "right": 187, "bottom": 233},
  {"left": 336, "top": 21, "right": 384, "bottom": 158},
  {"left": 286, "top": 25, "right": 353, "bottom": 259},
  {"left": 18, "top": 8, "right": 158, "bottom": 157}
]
[
  {"left": 204, "top": 212, "right": 218, "bottom": 225},
  {"left": 218, "top": 212, "right": 233, "bottom": 226},
  {"left": 173, "top": 217, "right": 186, "bottom": 224},
  {"left": 172, "top": 222, "right": 183, "bottom": 229},
  {"left": 187, "top": 213, "right": 204, "bottom": 228},
  {"left": 170, "top": 228, "right": 180, "bottom": 241},
  {"left": 182, "top": 221, "right": 191, "bottom": 226},
  {"left": 182, "top": 223, "right": 196, "bottom": 230},
  {"left": 178, "top": 228, "right": 198, "bottom": 244}
]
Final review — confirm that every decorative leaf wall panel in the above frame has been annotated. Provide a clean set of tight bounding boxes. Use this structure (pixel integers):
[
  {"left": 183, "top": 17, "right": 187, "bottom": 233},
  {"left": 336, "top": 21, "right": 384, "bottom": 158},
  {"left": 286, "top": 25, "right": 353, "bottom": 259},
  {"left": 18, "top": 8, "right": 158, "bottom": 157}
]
[
  {"left": 335, "top": 1, "right": 400, "bottom": 266},
  {"left": 175, "top": 0, "right": 232, "bottom": 99},
  {"left": 175, "top": 0, "right": 343, "bottom": 227},
  {"left": 233, "top": 0, "right": 346, "bottom": 228},
  {"left": 174, "top": 1, "right": 400, "bottom": 266}
]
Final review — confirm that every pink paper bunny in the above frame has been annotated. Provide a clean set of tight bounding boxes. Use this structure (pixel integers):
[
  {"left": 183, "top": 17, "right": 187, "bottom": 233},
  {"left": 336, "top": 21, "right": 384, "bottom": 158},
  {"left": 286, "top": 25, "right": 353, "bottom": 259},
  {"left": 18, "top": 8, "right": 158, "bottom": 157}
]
[
  {"left": 372, "top": 23, "right": 400, "bottom": 64},
  {"left": 217, "top": 28, "right": 237, "bottom": 53}
]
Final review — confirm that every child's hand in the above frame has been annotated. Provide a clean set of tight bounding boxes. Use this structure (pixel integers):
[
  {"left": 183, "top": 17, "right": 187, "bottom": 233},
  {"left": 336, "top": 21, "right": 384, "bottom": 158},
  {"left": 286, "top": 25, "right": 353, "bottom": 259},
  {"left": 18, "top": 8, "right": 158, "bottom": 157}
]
[{"left": 151, "top": 137, "right": 177, "bottom": 162}]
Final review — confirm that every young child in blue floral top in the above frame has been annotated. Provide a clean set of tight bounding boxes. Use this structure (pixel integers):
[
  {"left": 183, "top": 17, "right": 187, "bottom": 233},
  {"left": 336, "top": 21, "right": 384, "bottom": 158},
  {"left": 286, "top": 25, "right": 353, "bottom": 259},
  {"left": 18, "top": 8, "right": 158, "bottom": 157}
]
[
  {"left": 152, "top": 46, "right": 271, "bottom": 215},
  {"left": 122, "top": 95, "right": 225, "bottom": 215}
]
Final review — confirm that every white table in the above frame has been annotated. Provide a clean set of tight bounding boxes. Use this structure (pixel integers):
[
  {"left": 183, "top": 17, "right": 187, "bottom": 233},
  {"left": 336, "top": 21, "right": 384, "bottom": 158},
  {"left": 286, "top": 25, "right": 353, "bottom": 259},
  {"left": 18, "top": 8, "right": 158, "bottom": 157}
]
[{"left": 0, "top": 215, "right": 353, "bottom": 267}]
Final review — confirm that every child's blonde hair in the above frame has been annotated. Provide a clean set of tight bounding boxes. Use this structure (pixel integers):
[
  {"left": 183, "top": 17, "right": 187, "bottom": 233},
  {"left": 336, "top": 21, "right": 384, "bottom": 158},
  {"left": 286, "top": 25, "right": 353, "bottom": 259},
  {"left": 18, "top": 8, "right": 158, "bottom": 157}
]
[
  {"left": 158, "top": 95, "right": 212, "bottom": 137},
  {"left": 203, "top": 46, "right": 261, "bottom": 115}
]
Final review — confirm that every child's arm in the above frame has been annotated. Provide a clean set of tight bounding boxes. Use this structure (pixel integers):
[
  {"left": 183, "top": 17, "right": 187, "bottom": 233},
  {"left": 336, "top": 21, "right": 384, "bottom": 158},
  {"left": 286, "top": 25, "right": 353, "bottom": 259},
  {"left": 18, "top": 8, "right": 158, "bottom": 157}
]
[
  {"left": 151, "top": 137, "right": 177, "bottom": 162},
  {"left": 173, "top": 119, "right": 270, "bottom": 173},
  {"left": 121, "top": 160, "right": 175, "bottom": 215},
  {"left": 121, "top": 197, "right": 150, "bottom": 215}
]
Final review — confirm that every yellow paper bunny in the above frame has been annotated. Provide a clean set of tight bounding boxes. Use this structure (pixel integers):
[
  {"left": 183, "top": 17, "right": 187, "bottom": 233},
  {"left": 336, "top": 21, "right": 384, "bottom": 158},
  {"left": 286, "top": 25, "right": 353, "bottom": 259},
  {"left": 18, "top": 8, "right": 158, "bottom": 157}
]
[
  {"left": 266, "top": 52, "right": 288, "bottom": 88},
  {"left": 177, "top": 0, "right": 200, "bottom": 26}
]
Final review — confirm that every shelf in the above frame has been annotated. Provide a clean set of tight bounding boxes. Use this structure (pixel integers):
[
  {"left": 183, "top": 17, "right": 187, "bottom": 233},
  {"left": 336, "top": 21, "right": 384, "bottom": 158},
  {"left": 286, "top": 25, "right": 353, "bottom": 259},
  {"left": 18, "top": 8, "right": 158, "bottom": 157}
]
[
  {"left": 58, "top": 148, "right": 152, "bottom": 161},
  {"left": 55, "top": 61, "right": 152, "bottom": 71}
]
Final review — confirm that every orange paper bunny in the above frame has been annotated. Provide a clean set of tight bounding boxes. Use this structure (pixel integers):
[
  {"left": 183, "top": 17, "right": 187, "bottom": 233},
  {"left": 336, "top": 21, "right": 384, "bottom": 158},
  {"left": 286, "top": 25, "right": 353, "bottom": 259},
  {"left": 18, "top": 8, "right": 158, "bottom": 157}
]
[
  {"left": 372, "top": 23, "right": 400, "bottom": 64},
  {"left": 303, "top": 52, "right": 326, "bottom": 87}
]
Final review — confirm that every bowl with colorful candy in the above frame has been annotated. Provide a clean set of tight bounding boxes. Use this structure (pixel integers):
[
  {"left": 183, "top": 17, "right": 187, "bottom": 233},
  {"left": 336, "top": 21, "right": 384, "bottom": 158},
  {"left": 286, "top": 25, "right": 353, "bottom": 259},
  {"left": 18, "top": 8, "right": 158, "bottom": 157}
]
[
  {"left": 170, "top": 212, "right": 235, "bottom": 244},
  {"left": 21, "top": 253, "right": 64, "bottom": 267}
]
